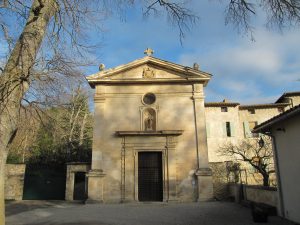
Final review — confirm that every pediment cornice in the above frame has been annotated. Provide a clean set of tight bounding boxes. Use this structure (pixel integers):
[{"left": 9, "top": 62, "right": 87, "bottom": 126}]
[{"left": 86, "top": 56, "right": 212, "bottom": 87}]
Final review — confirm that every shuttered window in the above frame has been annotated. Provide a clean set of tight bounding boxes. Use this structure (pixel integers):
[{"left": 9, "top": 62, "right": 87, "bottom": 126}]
[{"left": 223, "top": 122, "right": 234, "bottom": 137}]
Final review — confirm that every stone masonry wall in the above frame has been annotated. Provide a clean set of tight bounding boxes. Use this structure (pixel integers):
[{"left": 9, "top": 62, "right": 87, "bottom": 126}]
[{"left": 5, "top": 164, "right": 26, "bottom": 200}]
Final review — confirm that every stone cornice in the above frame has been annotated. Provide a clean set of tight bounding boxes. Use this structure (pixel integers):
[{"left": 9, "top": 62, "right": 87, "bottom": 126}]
[
  {"left": 86, "top": 56, "right": 211, "bottom": 88},
  {"left": 115, "top": 130, "right": 183, "bottom": 137},
  {"left": 87, "top": 78, "right": 210, "bottom": 87},
  {"left": 94, "top": 95, "right": 105, "bottom": 103}
]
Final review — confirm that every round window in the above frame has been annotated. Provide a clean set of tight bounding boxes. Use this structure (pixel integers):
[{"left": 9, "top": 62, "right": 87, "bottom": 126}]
[{"left": 143, "top": 93, "right": 156, "bottom": 105}]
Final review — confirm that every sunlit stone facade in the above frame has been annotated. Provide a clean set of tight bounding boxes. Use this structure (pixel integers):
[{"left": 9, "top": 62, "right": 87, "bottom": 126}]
[{"left": 86, "top": 55, "right": 213, "bottom": 202}]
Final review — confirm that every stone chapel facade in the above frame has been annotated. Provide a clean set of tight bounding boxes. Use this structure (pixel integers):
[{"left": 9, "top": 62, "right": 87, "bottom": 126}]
[{"left": 86, "top": 54, "right": 213, "bottom": 203}]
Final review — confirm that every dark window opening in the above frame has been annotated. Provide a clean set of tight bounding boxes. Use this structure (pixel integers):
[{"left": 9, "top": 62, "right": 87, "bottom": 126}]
[
  {"left": 248, "top": 109, "right": 255, "bottom": 114},
  {"left": 221, "top": 107, "right": 228, "bottom": 112},
  {"left": 143, "top": 93, "right": 156, "bottom": 105},
  {"left": 226, "top": 122, "right": 231, "bottom": 137}
]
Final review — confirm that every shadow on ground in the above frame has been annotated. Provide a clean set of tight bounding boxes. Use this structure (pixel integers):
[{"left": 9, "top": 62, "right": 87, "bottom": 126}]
[
  {"left": 25, "top": 222, "right": 108, "bottom": 225},
  {"left": 5, "top": 200, "right": 84, "bottom": 217}
]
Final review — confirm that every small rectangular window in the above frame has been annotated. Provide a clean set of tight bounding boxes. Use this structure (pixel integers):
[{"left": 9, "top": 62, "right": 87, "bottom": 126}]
[
  {"left": 226, "top": 122, "right": 231, "bottom": 137},
  {"left": 248, "top": 109, "right": 255, "bottom": 114},
  {"left": 221, "top": 107, "right": 228, "bottom": 112}
]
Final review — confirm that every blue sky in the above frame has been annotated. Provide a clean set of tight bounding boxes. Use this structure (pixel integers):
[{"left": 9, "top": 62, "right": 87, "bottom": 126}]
[
  {"left": 1, "top": 1, "right": 299, "bottom": 104},
  {"left": 85, "top": 1, "right": 300, "bottom": 104}
]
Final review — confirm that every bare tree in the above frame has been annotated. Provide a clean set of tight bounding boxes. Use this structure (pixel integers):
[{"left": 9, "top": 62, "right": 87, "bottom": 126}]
[
  {"left": 0, "top": 0, "right": 198, "bottom": 222},
  {"left": 1, "top": 0, "right": 300, "bottom": 222},
  {"left": 225, "top": 0, "right": 300, "bottom": 38},
  {"left": 218, "top": 135, "right": 275, "bottom": 187}
]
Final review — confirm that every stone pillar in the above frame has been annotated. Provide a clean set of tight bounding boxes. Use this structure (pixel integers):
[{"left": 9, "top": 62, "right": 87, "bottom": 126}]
[
  {"left": 87, "top": 87, "right": 106, "bottom": 202},
  {"left": 65, "top": 166, "right": 74, "bottom": 201},
  {"left": 192, "top": 84, "right": 213, "bottom": 201},
  {"left": 86, "top": 169, "right": 106, "bottom": 203},
  {"left": 5, "top": 164, "right": 26, "bottom": 200}
]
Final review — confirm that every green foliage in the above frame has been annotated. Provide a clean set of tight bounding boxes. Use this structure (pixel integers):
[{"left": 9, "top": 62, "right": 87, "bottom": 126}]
[
  {"left": 8, "top": 87, "right": 93, "bottom": 165},
  {"left": 6, "top": 151, "right": 23, "bottom": 164}
]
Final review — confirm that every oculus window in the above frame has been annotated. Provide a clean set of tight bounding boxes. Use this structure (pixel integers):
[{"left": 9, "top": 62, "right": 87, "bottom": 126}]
[{"left": 143, "top": 93, "right": 156, "bottom": 105}]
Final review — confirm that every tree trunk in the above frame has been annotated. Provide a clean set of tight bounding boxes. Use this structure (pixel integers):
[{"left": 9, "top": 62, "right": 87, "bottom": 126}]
[
  {"left": 79, "top": 111, "right": 88, "bottom": 146},
  {"left": 0, "top": 1, "right": 57, "bottom": 223},
  {"left": 0, "top": 151, "right": 8, "bottom": 224},
  {"left": 262, "top": 173, "right": 269, "bottom": 187}
]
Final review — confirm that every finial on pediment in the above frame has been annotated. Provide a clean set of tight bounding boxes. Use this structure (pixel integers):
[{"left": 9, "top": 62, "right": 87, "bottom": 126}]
[
  {"left": 99, "top": 63, "right": 105, "bottom": 71},
  {"left": 193, "top": 63, "right": 199, "bottom": 70},
  {"left": 144, "top": 48, "right": 154, "bottom": 56}
]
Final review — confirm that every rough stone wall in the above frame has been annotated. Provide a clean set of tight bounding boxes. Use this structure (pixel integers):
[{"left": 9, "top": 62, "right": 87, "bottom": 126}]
[
  {"left": 209, "top": 162, "right": 229, "bottom": 200},
  {"left": 5, "top": 164, "right": 26, "bottom": 200}
]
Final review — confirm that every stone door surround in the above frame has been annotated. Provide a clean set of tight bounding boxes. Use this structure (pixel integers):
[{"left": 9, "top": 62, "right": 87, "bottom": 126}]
[{"left": 116, "top": 130, "right": 183, "bottom": 202}]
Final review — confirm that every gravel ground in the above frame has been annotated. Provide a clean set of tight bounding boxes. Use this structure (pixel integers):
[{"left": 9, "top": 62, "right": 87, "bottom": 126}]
[{"left": 5, "top": 200, "right": 296, "bottom": 225}]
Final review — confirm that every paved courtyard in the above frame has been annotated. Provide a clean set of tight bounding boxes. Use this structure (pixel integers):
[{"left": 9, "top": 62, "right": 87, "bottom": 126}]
[{"left": 5, "top": 200, "right": 296, "bottom": 225}]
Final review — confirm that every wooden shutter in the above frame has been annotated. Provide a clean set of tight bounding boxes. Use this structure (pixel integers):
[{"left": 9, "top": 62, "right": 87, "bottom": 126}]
[
  {"left": 243, "top": 121, "right": 250, "bottom": 138},
  {"left": 230, "top": 122, "right": 235, "bottom": 137},
  {"left": 206, "top": 122, "right": 211, "bottom": 138}
]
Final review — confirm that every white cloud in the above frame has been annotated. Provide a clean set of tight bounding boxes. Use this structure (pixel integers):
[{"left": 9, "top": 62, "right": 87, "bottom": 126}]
[{"left": 179, "top": 27, "right": 300, "bottom": 103}]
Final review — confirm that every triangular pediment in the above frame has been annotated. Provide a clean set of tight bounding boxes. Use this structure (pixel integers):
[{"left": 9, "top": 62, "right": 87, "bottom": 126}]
[{"left": 86, "top": 56, "right": 211, "bottom": 87}]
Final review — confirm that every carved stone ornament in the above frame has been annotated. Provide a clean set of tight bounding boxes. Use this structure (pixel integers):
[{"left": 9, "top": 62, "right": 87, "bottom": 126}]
[{"left": 142, "top": 67, "right": 155, "bottom": 78}]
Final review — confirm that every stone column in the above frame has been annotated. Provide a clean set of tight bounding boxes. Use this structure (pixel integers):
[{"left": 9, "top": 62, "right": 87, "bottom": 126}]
[
  {"left": 192, "top": 84, "right": 213, "bottom": 201},
  {"left": 87, "top": 87, "right": 106, "bottom": 203},
  {"left": 65, "top": 165, "right": 74, "bottom": 201}
]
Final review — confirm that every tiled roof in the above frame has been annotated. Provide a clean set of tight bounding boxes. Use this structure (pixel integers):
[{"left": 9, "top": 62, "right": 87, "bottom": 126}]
[
  {"left": 253, "top": 104, "right": 300, "bottom": 133},
  {"left": 204, "top": 102, "right": 240, "bottom": 107},
  {"left": 205, "top": 102, "right": 289, "bottom": 108},
  {"left": 239, "top": 103, "right": 289, "bottom": 109}
]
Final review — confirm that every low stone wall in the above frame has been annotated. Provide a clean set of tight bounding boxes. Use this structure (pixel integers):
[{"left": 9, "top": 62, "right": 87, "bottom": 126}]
[
  {"left": 5, "top": 164, "right": 26, "bottom": 200},
  {"left": 229, "top": 183, "right": 278, "bottom": 207}
]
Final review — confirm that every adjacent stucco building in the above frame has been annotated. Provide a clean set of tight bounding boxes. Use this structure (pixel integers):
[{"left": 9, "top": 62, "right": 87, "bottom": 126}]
[{"left": 253, "top": 105, "right": 300, "bottom": 224}]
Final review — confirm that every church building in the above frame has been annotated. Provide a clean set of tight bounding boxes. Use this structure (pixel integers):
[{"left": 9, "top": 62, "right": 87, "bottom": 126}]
[{"left": 86, "top": 49, "right": 214, "bottom": 202}]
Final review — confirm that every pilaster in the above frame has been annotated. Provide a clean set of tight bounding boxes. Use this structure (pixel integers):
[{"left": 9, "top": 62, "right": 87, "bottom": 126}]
[
  {"left": 192, "top": 84, "right": 214, "bottom": 201},
  {"left": 91, "top": 90, "right": 105, "bottom": 170}
]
